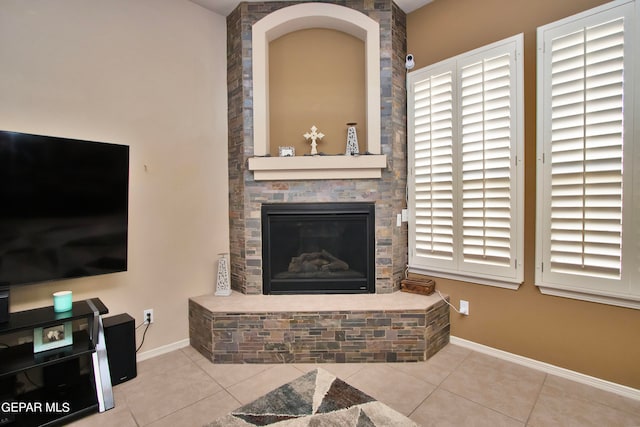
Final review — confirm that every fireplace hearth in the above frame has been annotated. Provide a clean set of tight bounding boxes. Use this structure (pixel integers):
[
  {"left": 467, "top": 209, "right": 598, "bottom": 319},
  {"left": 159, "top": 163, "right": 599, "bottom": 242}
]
[{"left": 261, "top": 203, "right": 375, "bottom": 294}]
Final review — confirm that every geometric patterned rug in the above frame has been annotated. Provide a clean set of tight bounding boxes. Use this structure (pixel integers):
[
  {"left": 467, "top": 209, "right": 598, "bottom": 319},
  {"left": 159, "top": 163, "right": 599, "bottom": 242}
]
[{"left": 205, "top": 368, "right": 419, "bottom": 426}]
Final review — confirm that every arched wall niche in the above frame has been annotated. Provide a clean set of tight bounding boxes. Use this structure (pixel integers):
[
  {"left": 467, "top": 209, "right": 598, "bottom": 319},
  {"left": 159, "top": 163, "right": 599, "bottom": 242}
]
[
  {"left": 252, "top": 2, "right": 381, "bottom": 158},
  {"left": 269, "top": 28, "right": 366, "bottom": 156}
]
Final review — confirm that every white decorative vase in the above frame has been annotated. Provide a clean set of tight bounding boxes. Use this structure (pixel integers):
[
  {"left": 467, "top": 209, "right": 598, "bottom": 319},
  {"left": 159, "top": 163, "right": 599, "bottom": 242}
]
[
  {"left": 345, "top": 123, "right": 359, "bottom": 155},
  {"left": 215, "top": 253, "right": 231, "bottom": 296}
]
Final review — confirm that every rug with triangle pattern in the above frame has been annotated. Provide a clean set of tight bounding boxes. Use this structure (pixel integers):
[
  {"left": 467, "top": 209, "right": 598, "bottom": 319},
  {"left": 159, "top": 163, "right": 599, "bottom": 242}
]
[{"left": 206, "top": 368, "right": 418, "bottom": 426}]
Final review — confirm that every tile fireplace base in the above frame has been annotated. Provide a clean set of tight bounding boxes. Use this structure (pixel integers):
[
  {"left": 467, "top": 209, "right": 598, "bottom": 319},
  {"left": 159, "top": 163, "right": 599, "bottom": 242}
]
[{"left": 189, "top": 291, "right": 450, "bottom": 364}]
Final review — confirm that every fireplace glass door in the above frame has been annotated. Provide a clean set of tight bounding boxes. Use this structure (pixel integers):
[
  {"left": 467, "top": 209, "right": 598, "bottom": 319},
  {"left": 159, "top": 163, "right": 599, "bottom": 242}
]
[{"left": 262, "top": 203, "right": 375, "bottom": 294}]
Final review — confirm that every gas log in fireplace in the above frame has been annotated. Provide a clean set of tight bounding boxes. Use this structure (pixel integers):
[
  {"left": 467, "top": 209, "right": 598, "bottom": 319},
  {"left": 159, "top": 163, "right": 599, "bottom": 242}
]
[{"left": 261, "top": 202, "right": 375, "bottom": 294}]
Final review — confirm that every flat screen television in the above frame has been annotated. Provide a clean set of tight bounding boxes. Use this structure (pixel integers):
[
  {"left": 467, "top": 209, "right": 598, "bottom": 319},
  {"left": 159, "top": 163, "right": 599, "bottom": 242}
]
[{"left": 0, "top": 130, "right": 129, "bottom": 319}]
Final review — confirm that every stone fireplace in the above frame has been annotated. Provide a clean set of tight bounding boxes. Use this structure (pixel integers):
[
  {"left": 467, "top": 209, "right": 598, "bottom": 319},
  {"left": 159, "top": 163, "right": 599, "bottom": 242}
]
[
  {"left": 227, "top": 1, "right": 408, "bottom": 295},
  {"left": 189, "top": 1, "right": 450, "bottom": 366}
]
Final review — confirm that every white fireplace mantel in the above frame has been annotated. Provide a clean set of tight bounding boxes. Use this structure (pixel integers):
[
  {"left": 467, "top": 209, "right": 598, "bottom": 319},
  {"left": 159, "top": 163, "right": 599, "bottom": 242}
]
[{"left": 247, "top": 154, "right": 387, "bottom": 180}]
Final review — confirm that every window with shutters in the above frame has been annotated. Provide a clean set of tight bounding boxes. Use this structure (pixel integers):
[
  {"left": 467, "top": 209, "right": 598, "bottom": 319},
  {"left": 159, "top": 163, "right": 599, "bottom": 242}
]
[
  {"left": 536, "top": 0, "right": 640, "bottom": 309},
  {"left": 407, "top": 34, "right": 524, "bottom": 289}
]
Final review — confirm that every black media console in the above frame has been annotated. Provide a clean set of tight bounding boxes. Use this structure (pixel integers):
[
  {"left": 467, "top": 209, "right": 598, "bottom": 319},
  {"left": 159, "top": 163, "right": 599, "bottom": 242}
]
[{"left": 0, "top": 298, "right": 113, "bottom": 426}]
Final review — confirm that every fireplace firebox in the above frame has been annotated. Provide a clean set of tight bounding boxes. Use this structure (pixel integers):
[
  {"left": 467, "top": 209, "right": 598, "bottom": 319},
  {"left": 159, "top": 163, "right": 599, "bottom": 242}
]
[{"left": 261, "top": 203, "right": 375, "bottom": 294}]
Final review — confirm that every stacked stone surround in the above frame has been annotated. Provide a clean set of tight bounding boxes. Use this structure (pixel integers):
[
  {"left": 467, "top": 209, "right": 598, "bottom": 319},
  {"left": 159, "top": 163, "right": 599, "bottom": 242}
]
[
  {"left": 189, "top": 296, "right": 450, "bottom": 363},
  {"left": 227, "top": 1, "right": 408, "bottom": 295}
]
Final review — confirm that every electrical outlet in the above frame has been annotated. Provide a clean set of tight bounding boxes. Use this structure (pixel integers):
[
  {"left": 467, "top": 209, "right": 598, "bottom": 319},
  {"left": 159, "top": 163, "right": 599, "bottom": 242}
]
[
  {"left": 459, "top": 300, "right": 469, "bottom": 316},
  {"left": 143, "top": 308, "right": 154, "bottom": 324}
]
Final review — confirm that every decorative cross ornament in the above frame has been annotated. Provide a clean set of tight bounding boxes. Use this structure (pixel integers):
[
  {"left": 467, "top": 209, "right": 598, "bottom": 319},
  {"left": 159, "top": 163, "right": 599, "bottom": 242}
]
[{"left": 303, "top": 125, "right": 324, "bottom": 155}]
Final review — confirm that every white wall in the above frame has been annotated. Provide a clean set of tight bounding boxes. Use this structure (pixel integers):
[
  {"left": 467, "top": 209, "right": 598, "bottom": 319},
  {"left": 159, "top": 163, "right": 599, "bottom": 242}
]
[{"left": 0, "top": 0, "right": 229, "bottom": 352}]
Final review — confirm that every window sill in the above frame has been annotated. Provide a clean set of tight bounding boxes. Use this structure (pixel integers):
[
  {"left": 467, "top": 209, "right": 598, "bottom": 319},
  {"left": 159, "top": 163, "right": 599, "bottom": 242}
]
[
  {"left": 408, "top": 266, "right": 522, "bottom": 290},
  {"left": 537, "top": 285, "right": 640, "bottom": 310},
  {"left": 247, "top": 154, "right": 387, "bottom": 181}
]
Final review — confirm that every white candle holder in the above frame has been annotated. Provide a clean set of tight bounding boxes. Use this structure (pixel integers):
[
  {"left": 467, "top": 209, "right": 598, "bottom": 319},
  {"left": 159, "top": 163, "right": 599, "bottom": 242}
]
[
  {"left": 215, "top": 253, "right": 231, "bottom": 296},
  {"left": 345, "top": 122, "right": 359, "bottom": 155}
]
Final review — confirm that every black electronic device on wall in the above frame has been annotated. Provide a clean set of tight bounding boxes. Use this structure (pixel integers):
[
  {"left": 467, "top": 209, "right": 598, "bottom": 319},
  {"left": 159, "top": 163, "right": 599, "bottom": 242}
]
[{"left": 103, "top": 313, "right": 137, "bottom": 385}]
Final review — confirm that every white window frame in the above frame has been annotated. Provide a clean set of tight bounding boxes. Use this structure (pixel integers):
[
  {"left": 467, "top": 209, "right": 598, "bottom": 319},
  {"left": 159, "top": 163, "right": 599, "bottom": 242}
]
[
  {"left": 536, "top": 0, "right": 640, "bottom": 309},
  {"left": 407, "top": 34, "right": 525, "bottom": 289}
]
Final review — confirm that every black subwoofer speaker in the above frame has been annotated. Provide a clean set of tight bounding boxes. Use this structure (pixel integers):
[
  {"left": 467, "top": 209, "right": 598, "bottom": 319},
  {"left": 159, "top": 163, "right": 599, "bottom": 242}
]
[{"left": 103, "top": 313, "right": 137, "bottom": 385}]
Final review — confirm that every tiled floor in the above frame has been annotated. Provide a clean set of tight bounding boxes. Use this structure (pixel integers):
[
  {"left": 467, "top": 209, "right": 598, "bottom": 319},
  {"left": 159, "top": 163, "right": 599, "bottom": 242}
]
[{"left": 70, "top": 343, "right": 640, "bottom": 427}]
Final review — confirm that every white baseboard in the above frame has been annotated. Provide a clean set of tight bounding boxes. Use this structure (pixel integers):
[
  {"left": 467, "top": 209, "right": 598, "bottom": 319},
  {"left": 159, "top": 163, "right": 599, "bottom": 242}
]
[
  {"left": 136, "top": 338, "right": 190, "bottom": 362},
  {"left": 449, "top": 336, "right": 640, "bottom": 402}
]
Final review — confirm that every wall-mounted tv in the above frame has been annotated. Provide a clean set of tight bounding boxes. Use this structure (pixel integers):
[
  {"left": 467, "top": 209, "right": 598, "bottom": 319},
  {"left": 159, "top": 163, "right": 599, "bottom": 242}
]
[{"left": 0, "top": 130, "right": 129, "bottom": 291}]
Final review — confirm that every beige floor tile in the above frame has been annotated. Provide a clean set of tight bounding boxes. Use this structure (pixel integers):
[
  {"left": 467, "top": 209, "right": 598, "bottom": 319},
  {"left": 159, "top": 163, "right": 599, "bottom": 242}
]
[
  {"left": 425, "top": 342, "right": 472, "bottom": 369},
  {"left": 112, "top": 372, "right": 143, "bottom": 396},
  {"left": 134, "top": 348, "right": 194, "bottom": 377},
  {"left": 292, "top": 362, "right": 365, "bottom": 380},
  {"left": 528, "top": 389, "right": 640, "bottom": 427},
  {"left": 180, "top": 344, "right": 209, "bottom": 363},
  {"left": 121, "top": 360, "right": 223, "bottom": 425},
  {"left": 195, "top": 359, "right": 273, "bottom": 388},
  {"left": 410, "top": 388, "right": 524, "bottom": 427},
  {"left": 67, "top": 385, "right": 135, "bottom": 427},
  {"left": 541, "top": 375, "right": 640, "bottom": 417},
  {"left": 526, "top": 375, "right": 640, "bottom": 427},
  {"left": 145, "top": 390, "right": 241, "bottom": 427},
  {"left": 393, "top": 343, "right": 471, "bottom": 386},
  {"left": 440, "top": 352, "right": 545, "bottom": 422},
  {"left": 344, "top": 363, "right": 437, "bottom": 416},
  {"left": 390, "top": 361, "right": 441, "bottom": 387},
  {"left": 225, "top": 364, "right": 304, "bottom": 405},
  {"left": 68, "top": 401, "right": 137, "bottom": 427}
]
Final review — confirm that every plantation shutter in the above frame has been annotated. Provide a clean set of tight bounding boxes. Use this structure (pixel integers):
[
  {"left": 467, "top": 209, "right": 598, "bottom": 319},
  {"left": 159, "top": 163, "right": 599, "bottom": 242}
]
[
  {"left": 548, "top": 17, "right": 624, "bottom": 280},
  {"left": 536, "top": 0, "right": 640, "bottom": 309},
  {"left": 408, "top": 34, "right": 524, "bottom": 288},
  {"left": 459, "top": 52, "right": 515, "bottom": 271},
  {"left": 411, "top": 69, "right": 455, "bottom": 264}
]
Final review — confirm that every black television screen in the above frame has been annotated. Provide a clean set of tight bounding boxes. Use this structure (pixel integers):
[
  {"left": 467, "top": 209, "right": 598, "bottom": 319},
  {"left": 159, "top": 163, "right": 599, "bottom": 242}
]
[{"left": 0, "top": 130, "right": 129, "bottom": 287}]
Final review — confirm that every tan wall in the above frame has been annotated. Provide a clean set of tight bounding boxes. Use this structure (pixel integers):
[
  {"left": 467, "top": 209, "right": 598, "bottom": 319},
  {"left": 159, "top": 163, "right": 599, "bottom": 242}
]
[
  {"left": 408, "top": 0, "right": 640, "bottom": 389},
  {"left": 0, "top": 0, "right": 229, "bottom": 355},
  {"left": 269, "top": 28, "right": 366, "bottom": 156}
]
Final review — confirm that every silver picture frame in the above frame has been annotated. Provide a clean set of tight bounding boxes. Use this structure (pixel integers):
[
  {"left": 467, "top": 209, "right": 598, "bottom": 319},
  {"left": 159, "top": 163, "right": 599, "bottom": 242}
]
[
  {"left": 33, "top": 321, "right": 73, "bottom": 353},
  {"left": 278, "top": 146, "right": 295, "bottom": 157}
]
